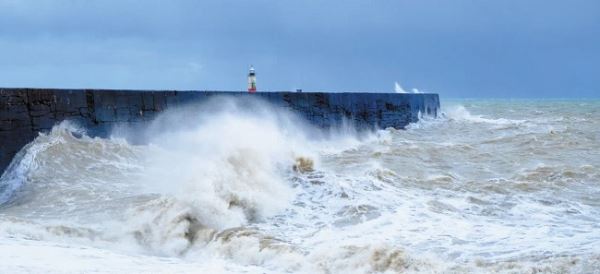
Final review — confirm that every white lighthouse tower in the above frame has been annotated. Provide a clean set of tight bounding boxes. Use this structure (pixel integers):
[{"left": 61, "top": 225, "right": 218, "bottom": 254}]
[{"left": 247, "top": 65, "right": 257, "bottom": 93}]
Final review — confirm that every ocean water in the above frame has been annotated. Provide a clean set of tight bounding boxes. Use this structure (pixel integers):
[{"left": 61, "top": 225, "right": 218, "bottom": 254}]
[{"left": 0, "top": 99, "right": 599, "bottom": 273}]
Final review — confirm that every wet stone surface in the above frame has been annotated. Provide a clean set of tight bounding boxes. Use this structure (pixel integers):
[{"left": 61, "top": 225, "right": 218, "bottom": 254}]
[{"left": 0, "top": 88, "right": 439, "bottom": 173}]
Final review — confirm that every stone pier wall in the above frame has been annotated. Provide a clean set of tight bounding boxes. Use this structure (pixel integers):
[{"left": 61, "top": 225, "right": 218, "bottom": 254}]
[{"left": 0, "top": 88, "right": 440, "bottom": 173}]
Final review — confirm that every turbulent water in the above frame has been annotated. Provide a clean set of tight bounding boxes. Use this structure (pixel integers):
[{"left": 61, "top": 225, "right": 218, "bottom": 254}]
[{"left": 0, "top": 98, "right": 599, "bottom": 273}]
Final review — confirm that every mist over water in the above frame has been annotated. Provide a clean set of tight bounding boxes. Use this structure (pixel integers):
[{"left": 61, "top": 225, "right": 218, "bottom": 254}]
[{"left": 1, "top": 98, "right": 599, "bottom": 273}]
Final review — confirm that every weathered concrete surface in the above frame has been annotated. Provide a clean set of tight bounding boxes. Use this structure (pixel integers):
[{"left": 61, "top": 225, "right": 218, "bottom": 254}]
[{"left": 0, "top": 88, "right": 440, "bottom": 173}]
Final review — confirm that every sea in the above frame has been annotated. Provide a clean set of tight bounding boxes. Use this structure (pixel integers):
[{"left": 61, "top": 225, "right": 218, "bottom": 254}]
[{"left": 0, "top": 99, "right": 599, "bottom": 273}]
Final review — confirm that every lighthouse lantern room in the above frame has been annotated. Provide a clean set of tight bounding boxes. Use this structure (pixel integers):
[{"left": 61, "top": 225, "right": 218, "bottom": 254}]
[{"left": 247, "top": 66, "right": 257, "bottom": 93}]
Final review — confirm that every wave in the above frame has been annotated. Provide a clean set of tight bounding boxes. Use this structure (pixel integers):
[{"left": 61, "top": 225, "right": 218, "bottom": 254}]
[
  {"left": 443, "top": 105, "right": 526, "bottom": 125},
  {"left": 0, "top": 122, "right": 88, "bottom": 205},
  {"left": 403, "top": 105, "right": 527, "bottom": 132},
  {"left": 0, "top": 97, "right": 369, "bottom": 257},
  {"left": 1, "top": 98, "right": 599, "bottom": 273}
]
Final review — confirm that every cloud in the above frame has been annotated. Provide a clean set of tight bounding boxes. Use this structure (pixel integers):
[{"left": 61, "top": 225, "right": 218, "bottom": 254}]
[{"left": 0, "top": 0, "right": 598, "bottom": 96}]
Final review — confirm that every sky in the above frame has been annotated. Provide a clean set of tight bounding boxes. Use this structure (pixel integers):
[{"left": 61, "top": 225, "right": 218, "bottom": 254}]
[{"left": 0, "top": 0, "right": 598, "bottom": 98}]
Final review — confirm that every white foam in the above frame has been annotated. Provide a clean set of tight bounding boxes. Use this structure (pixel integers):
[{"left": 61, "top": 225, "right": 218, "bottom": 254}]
[
  {"left": 1, "top": 99, "right": 599, "bottom": 273},
  {"left": 394, "top": 82, "right": 408, "bottom": 93},
  {"left": 444, "top": 105, "right": 525, "bottom": 125}
]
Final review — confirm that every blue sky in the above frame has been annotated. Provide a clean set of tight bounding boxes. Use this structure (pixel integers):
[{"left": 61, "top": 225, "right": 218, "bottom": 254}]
[{"left": 0, "top": 0, "right": 598, "bottom": 98}]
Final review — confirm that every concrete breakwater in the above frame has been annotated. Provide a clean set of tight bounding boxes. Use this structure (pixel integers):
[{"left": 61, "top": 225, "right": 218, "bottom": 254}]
[{"left": 0, "top": 88, "right": 440, "bottom": 173}]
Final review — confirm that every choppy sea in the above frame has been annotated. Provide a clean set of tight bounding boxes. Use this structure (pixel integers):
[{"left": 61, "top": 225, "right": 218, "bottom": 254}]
[{"left": 1, "top": 99, "right": 599, "bottom": 273}]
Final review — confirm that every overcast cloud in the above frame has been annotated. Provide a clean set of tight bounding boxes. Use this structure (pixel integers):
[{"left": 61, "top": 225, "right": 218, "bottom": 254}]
[{"left": 0, "top": 0, "right": 598, "bottom": 97}]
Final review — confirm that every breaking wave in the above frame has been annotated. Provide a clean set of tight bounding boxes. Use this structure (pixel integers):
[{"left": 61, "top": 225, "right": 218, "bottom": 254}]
[{"left": 1, "top": 99, "right": 599, "bottom": 273}]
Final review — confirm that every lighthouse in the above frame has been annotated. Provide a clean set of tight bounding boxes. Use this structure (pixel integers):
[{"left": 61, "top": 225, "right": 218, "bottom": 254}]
[{"left": 247, "top": 65, "right": 257, "bottom": 93}]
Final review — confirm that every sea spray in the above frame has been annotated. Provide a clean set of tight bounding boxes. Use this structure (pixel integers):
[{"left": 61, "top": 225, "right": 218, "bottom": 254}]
[
  {"left": 1, "top": 99, "right": 599, "bottom": 273},
  {"left": 0, "top": 97, "right": 366, "bottom": 258}
]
